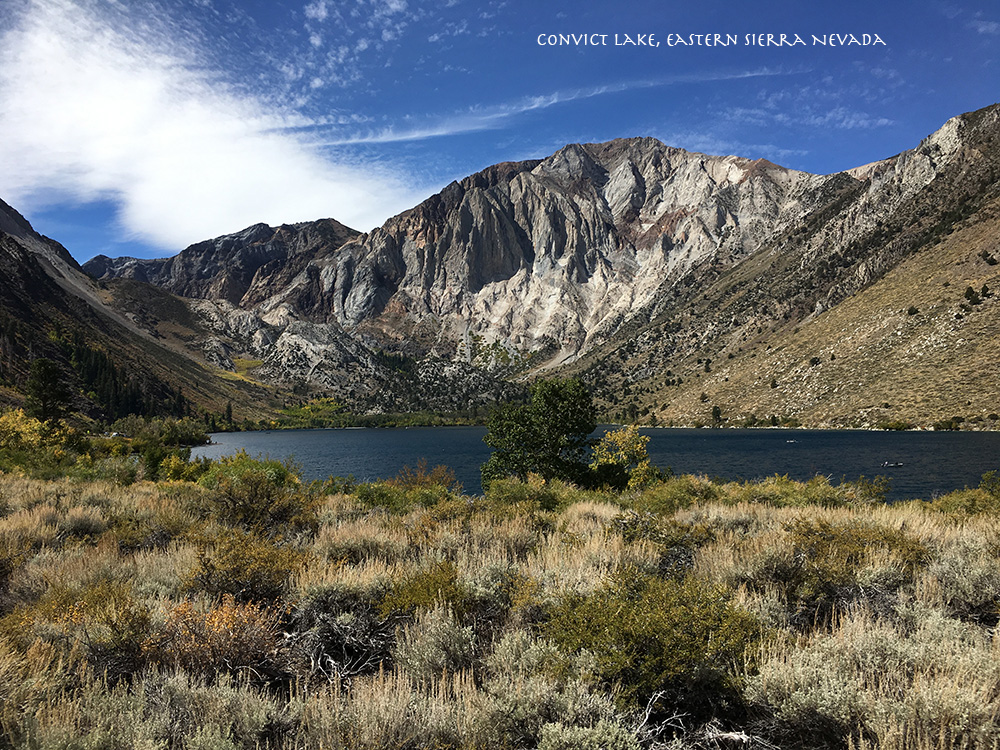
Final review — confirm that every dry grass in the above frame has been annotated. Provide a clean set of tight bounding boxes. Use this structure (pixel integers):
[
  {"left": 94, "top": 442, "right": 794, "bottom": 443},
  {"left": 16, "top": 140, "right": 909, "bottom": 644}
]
[
  {"left": 748, "top": 606, "right": 1000, "bottom": 749},
  {"left": 3, "top": 469, "right": 1000, "bottom": 748}
]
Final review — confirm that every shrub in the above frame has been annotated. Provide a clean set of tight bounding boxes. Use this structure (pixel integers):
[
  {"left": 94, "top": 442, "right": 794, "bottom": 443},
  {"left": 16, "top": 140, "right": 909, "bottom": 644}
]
[
  {"left": 538, "top": 720, "right": 641, "bottom": 750},
  {"left": 187, "top": 529, "right": 305, "bottom": 602},
  {"left": 475, "top": 633, "right": 625, "bottom": 750},
  {"left": 926, "top": 487, "right": 1000, "bottom": 516},
  {"left": 105, "top": 487, "right": 194, "bottom": 552},
  {"left": 843, "top": 474, "right": 891, "bottom": 503},
  {"left": 0, "top": 409, "right": 47, "bottom": 452},
  {"left": 60, "top": 506, "right": 107, "bottom": 540},
  {"left": 379, "top": 559, "right": 467, "bottom": 618},
  {"left": 352, "top": 482, "right": 412, "bottom": 513},
  {"left": 288, "top": 585, "right": 396, "bottom": 682},
  {"left": 110, "top": 416, "right": 209, "bottom": 447},
  {"left": 197, "top": 451, "right": 316, "bottom": 536},
  {"left": 15, "top": 669, "right": 288, "bottom": 749},
  {"left": 544, "top": 569, "right": 762, "bottom": 720},
  {"left": 610, "top": 511, "right": 715, "bottom": 577},
  {"left": 394, "top": 606, "right": 476, "bottom": 682},
  {"left": 921, "top": 537, "right": 1000, "bottom": 622},
  {"left": 724, "top": 474, "right": 847, "bottom": 508},
  {"left": 877, "top": 419, "right": 915, "bottom": 431},
  {"left": 750, "top": 518, "right": 928, "bottom": 623},
  {"left": 145, "top": 595, "right": 283, "bottom": 679},
  {"left": 589, "top": 425, "right": 661, "bottom": 491},
  {"left": 386, "top": 459, "right": 459, "bottom": 493},
  {"left": 351, "top": 473, "right": 461, "bottom": 514},
  {"left": 747, "top": 607, "right": 1000, "bottom": 749},
  {"left": 627, "top": 474, "right": 720, "bottom": 515},
  {"left": 7, "top": 578, "right": 151, "bottom": 680},
  {"left": 159, "top": 453, "right": 212, "bottom": 482},
  {"left": 485, "top": 474, "right": 563, "bottom": 513}
]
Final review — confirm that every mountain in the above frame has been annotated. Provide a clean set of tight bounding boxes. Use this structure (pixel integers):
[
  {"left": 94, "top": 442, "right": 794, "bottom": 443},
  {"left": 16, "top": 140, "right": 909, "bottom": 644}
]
[
  {"left": 86, "top": 147, "right": 840, "bottom": 360},
  {"left": 0, "top": 198, "right": 282, "bottom": 421},
  {"left": 568, "top": 104, "right": 1000, "bottom": 428},
  {"left": 71, "top": 101, "right": 1000, "bottom": 427}
]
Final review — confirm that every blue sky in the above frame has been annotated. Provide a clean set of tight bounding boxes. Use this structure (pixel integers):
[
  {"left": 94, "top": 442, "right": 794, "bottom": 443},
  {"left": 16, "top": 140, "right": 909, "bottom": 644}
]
[{"left": 0, "top": 0, "right": 997, "bottom": 262}]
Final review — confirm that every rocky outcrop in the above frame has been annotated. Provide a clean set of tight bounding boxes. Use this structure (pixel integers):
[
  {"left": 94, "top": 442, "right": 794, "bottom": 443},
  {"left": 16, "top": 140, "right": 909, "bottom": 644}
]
[
  {"left": 260, "top": 141, "right": 840, "bottom": 360},
  {"left": 86, "top": 218, "right": 360, "bottom": 306}
]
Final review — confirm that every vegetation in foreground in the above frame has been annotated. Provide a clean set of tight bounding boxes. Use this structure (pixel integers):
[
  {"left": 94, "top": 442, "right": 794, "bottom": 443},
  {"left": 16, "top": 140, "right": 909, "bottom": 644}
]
[{"left": 2, "top": 408, "right": 1000, "bottom": 749}]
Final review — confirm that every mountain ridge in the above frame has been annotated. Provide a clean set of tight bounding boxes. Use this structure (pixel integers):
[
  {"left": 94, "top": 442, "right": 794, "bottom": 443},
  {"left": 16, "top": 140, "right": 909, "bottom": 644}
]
[{"left": 18, "top": 102, "right": 1000, "bottom": 426}]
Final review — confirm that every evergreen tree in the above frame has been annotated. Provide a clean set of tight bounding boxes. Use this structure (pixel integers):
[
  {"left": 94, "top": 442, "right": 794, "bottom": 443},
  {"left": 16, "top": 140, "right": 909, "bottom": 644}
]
[{"left": 24, "top": 357, "right": 71, "bottom": 423}]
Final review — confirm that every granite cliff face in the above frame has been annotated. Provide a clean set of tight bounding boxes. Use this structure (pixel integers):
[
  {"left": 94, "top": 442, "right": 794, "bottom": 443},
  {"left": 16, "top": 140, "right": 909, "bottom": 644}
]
[
  {"left": 85, "top": 141, "right": 840, "bottom": 382},
  {"left": 82, "top": 103, "right": 1000, "bottom": 423},
  {"left": 276, "top": 143, "right": 838, "bottom": 360}
]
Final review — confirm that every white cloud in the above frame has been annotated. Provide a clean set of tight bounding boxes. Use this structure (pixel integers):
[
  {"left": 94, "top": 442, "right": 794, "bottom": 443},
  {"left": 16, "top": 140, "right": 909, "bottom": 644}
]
[
  {"left": 304, "top": 0, "right": 329, "bottom": 22},
  {"left": 971, "top": 19, "right": 1000, "bottom": 34},
  {"left": 0, "top": 0, "right": 425, "bottom": 251},
  {"left": 318, "top": 68, "right": 796, "bottom": 145}
]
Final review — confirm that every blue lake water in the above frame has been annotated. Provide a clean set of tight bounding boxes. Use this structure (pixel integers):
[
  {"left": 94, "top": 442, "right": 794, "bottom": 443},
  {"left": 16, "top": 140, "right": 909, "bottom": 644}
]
[{"left": 191, "top": 427, "right": 1000, "bottom": 501}]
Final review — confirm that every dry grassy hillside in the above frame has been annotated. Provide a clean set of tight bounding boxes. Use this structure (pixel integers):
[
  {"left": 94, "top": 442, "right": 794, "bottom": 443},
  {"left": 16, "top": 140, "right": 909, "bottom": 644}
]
[{"left": 580, "top": 194, "right": 1000, "bottom": 430}]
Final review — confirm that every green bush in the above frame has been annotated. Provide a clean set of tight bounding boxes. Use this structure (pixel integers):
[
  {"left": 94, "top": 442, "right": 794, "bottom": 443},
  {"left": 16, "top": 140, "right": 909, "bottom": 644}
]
[
  {"left": 379, "top": 559, "right": 467, "bottom": 618},
  {"left": 352, "top": 479, "right": 457, "bottom": 514},
  {"left": 544, "top": 569, "right": 762, "bottom": 720},
  {"left": 926, "top": 488, "right": 1000, "bottom": 516},
  {"left": 611, "top": 512, "right": 715, "bottom": 577},
  {"left": 537, "top": 720, "right": 640, "bottom": 750},
  {"left": 626, "top": 474, "right": 720, "bottom": 515},
  {"left": 484, "top": 475, "right": 563, "bottom": 513},
  {"left": 749, "top": 518, "right": 928, "bottom": 623},
  {"left": 929, "top": 471, "right": 1000, "bottom": 516},
  {"left": 187, "top": 528, "right": 305, "bottom": 602},
  {"left": 197, "top": 451, "right": 317, "bottom": 536}
]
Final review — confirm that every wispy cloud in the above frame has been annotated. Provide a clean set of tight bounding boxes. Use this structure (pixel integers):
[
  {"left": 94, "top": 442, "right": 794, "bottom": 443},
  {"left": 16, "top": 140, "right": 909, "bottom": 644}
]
[
  {"left": 729, "top": 104, "right": 894, "bottom": 130},
  {"left": 723, "top": 75, "right": 898, "bottom": 135},
  {"left": 970, "top": 19, "right": 1000, "bottom": 34},
  {"left": 0, "top": 0, "right": 426, "bottom": 250},
  {"left": 314, "top": 67, "right": 800, "bottom": 145},
  {"left": 295, "top": 0, "right": 422, "bottom": 88}
]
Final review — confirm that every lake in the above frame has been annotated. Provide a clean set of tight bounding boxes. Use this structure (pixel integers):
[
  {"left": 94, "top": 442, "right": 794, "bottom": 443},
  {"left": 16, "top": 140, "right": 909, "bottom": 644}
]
[{"left": 191, "top": 426, "right": 1000, "bottom": 501}]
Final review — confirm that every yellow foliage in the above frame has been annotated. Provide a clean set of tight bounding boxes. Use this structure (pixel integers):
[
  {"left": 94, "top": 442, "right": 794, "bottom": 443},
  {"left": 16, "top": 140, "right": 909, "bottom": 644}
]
[
  {"left": 589, "top": 425, "right": 658, "bottom": 490},
  {"left": 591, "top": 425, "right": 650, "bottom": 467},
  {"left": 0, "top": 410, "right": 45, "bottom": 451}
]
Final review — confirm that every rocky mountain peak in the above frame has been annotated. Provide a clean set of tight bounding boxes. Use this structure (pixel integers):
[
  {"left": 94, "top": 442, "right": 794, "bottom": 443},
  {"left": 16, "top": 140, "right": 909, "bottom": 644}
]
[{"left": 0, "top": 198, "right": 36, "bottom": 240}]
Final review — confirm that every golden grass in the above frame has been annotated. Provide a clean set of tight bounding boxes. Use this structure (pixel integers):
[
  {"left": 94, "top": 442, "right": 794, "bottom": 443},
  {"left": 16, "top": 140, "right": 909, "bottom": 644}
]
[{"left": 2, "top": 469, "right": 1000, "bottom": 748}]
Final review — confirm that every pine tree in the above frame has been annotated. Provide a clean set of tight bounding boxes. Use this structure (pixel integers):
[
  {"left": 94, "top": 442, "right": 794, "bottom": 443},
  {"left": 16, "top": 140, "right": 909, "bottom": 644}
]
[{"left": 24, "top": 358, "right": 71, "bottom": 423}]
